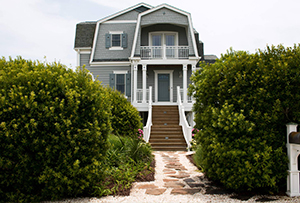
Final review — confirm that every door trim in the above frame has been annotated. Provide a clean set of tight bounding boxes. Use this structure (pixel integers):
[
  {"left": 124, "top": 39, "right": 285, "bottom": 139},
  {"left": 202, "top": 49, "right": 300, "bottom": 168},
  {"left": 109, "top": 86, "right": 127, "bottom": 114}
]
[{"left": 154, "top": 70, "right": 174, "bottom": 103}]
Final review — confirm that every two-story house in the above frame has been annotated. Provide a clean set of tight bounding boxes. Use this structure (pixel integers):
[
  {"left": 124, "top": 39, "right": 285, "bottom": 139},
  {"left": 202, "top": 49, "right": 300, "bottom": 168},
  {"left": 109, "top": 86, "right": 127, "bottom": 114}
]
[{"left": 74, "top": 3, "right": 216, "bottom": 151}]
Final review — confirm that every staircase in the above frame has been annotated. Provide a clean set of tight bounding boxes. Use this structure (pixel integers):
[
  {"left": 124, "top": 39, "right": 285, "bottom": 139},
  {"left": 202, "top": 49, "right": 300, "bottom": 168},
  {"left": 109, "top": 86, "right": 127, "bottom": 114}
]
[{"left": 149, "top": 106, "right": 187, "bottom": 151}]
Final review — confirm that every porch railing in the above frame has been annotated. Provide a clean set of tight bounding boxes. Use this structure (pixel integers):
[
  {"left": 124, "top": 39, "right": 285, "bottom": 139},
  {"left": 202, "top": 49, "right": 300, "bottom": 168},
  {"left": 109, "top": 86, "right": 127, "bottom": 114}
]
[
  {"left": 141, "top": 46, "right": 189, "bottom": 59},
  {"left": 177, "top": 86, "right": 193, "bottom": 150},
  {"left": 180, "top": 88, "right": 193, "bottom": 103},
  {"left": 143, "top": 86, "right": 152, "bottom": 142},
  {"left": 136, "top": 88, "right": 149, "bottom": 103}
]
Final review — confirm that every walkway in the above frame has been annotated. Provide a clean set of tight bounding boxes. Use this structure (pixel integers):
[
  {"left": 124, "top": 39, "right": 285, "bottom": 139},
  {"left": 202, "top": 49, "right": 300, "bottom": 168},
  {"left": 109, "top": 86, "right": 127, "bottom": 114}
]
[
  {"left": 48, "top": 152, "right": 300, "bottom": 202},
  {"left": 132, "top": 151, "right": 203, "bottom": 196}
]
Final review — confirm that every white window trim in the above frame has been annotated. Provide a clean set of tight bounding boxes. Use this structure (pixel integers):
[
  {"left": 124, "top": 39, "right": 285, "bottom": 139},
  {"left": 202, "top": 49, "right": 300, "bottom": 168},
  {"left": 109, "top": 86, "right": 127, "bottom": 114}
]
[
  {"left": 113, "top": 72, "right": 127, "bottom": 97},
  {"left": 109, "top": 31, "right": 124, "bottom": 50},
  {"left": 113, "top": 70, "right": 128, "bottom": 74},
  {"left": 109, "top": 31, "right": 123, "bottom": 34},
  {"left": 109, "top": 47, "right": 124, "bottom": 50},
  {"left": 149, "top": 31, "right": 178, "bottom": 46}
]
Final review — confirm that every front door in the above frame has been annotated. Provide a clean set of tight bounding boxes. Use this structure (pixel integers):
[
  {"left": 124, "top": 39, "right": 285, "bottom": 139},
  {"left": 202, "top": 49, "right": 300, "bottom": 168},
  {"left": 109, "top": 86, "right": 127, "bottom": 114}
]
[{"left": 158, "top": 74, "right": 170, "bottom": 101}]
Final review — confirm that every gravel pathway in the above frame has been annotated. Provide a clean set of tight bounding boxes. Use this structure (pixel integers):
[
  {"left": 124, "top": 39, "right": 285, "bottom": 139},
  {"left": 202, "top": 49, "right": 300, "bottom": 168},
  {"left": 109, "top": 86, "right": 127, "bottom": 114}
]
[{"left": 44, "top": 151, "right": 300, "bottom": 203}]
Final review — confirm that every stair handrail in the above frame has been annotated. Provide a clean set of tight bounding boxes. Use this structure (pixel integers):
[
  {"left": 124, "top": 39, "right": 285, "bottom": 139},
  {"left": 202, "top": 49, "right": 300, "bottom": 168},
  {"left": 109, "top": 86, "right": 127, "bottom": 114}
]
[
  {"left": 177, "top": 86, "right": 193, "bottom": 150},
  {"left": 143, "top": 86, "right": 152, "bottom": 143}
]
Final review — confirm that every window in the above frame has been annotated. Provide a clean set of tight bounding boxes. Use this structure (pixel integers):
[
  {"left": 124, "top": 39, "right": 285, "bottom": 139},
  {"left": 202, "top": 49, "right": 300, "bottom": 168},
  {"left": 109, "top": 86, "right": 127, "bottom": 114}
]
[
  {"left": 109, "top": 72, "right": 131, "bottom": 97},
  {"left": 152, "top": 35, "right": 162, "bottom": 46},
  {"left": 116, "top": 74, "right": 125, "bottom": 93},
  {"left": 149, "top": 32, "right": 178, "bottom": 58},
  {"left": 105, "top": 32, "right": 127, "bottom": 50},
  {"left": 112, "top": 34, "right": 121, "bottom": 47},
  {"left": 149, "top": 32, "right": 177, "bottom": 47}
]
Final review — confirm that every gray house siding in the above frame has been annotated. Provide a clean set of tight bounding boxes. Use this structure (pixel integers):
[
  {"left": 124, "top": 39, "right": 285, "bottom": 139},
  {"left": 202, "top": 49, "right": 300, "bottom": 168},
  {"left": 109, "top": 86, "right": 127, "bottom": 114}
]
[
  {"left": 86, "top": 66, "right": 130, "bottom": 86},
  {"left": 110, "top": 10, "right": 140, "bottom": 21},
  {"left": 80, "top": 54, "right": 91, "bottom": 68},
  {"left": 93, "top": 23, "right": 136, "bottom": 60},
  {"left": 141, "top": 8, "right": 188, "bottom": 26},
  {"left": 137, "top": 66, "right": 142, "bottom": 89},
  {"left": 187, "top": 29, "right": 195, "bottom": 56}
]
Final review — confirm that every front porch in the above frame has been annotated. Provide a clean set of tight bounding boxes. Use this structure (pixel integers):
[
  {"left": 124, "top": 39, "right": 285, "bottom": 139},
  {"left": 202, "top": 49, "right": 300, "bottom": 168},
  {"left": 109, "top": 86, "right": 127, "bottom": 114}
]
[{"left": 131, "top": 64, "right": 196, "bottom": 112}]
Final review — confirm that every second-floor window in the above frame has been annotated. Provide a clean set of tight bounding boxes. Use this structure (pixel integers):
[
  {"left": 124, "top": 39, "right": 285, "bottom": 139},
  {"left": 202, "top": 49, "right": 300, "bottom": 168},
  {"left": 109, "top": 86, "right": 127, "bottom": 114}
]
[
  {"left": 149, "top": 32, "right": 178, "bottom": 58},
  {"left": 112, "top": 34, "right": 121, "bottom": 47},
  {"left": 150, "top": 32, "right": 178, "bottom": 47},
  {"left": 105, "top": 31, "right": 127, "bottom": 50}
]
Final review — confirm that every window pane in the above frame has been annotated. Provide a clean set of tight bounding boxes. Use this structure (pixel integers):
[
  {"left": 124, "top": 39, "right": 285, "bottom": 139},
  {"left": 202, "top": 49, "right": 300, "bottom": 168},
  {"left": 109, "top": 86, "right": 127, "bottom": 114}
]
[
  {"left": 116, "top": 74, "right": 125, "bottom": 94},
  {"left": 152, "top": 35, "right": 161, "bottom": 46},
  {"left": 166, "top": 35, "right": 175, "bottom": 46},
  {"left": 112, "top": 34, "right": 121, "bottom": 47}
]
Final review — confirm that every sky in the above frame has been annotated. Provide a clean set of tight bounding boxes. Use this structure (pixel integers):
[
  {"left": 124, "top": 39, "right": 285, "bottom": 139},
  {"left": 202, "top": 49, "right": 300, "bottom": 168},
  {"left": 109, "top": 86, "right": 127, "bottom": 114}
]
[{"left": 1, "top": 0, "right": 300, "bottom": 69}]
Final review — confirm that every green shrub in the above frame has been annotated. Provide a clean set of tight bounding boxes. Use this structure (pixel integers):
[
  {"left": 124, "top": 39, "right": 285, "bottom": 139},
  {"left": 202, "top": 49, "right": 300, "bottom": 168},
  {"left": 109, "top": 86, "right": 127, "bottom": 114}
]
[
  {"left": 189, "top": 45, "right": 300, "bottom": 192},
  {"left": 0, "top": 57, "right": 110, "bottom": 202},
  {"left": 97, "top": 134, "right": 153, "bottom": 196},
  {"left": 106, "top": 88, "right": 142, "bottom": 137},
  {"left": 106, "top": 134, "right": 153, "bottom": 168}
]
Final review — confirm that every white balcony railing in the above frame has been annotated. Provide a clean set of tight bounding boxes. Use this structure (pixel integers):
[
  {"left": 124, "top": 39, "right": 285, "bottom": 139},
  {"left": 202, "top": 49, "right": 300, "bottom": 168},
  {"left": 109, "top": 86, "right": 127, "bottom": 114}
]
[{"left": 141, "top": 46, "right": 189, "bottom": 59}]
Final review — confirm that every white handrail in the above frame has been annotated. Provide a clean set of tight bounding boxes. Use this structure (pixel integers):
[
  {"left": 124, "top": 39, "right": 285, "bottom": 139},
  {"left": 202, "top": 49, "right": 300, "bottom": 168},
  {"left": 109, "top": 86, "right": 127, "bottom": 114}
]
[
  {"left": 177, "top": 86, "right": 193, "bottom": 150},
  {"left": 143, "top": 86, "right": 152, "bottom": 142},
  {"left": 140, "top": 46, "right": 189, "bottom": 59}
]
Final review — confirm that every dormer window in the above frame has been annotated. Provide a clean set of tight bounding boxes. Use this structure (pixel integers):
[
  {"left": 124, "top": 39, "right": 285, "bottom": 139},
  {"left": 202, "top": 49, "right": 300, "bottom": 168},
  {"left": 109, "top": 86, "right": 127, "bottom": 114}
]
[
  {"left": 105, "top": 31, "right": 128, "bottom": 50},
  {"left": 112, "top": 34, "right": 121, "bottom": 47}
]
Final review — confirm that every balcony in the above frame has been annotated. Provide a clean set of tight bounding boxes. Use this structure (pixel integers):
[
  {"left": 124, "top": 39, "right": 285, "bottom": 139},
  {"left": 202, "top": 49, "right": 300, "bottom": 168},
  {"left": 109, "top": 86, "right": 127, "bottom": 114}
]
[{"left": 140, "top": 46, "right": 189, "bottom": 60}]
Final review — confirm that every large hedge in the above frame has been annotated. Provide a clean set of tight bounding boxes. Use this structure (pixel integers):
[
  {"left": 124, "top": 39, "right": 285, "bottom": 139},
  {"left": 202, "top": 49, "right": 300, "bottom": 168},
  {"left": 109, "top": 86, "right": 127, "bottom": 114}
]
[
  {"left": 189, "top": 45, "right": 300, "bottom": 192},
  {"left": 0, "top": 57, "right": 110, "bottom": 202},
  {"left": 106, "top": 87, "right": 142, "bottom": 138}
]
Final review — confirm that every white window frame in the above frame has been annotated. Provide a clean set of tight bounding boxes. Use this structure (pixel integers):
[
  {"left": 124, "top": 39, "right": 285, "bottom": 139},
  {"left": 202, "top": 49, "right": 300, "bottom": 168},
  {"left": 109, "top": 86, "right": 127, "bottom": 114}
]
[
  {"left": 109, "top": 31, "right": 124, "bottom": 50},
  {"left": 149, "top": 31, "right": 178, "bottom": 46},
  {"left": 113, "top": 71, "right": 128, "bottom": 96}
]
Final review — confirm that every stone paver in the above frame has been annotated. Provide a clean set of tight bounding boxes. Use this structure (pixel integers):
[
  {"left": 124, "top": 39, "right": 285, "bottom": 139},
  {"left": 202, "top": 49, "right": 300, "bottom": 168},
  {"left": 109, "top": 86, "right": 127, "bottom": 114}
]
[
  {"left": 145, "top": 188, "right": 167, "bottom": 195},
  {"left": 130, "top": 151, "right": 205, "bottom": 196},
  {"left": 171, "top": 188, "right": 202, "bottom": 195}
]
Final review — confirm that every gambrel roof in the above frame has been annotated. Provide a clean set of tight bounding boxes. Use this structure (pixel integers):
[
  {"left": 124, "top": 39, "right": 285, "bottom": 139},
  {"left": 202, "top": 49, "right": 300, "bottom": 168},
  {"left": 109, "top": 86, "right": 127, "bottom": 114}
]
[
  {"left": 74, "top": 3, "right": 152, "bottom": 49},
  {"left": 74, "top": 3, "right": 217, "bottom": 64},
  {"left": 74, "top": 22, "right": 96, "bottom": 48}
]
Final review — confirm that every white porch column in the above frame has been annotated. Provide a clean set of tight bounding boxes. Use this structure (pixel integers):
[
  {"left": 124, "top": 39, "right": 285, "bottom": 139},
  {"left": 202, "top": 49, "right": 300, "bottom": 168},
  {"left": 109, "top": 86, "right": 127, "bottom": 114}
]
[
  {"left": 133, "top": 64, "right": 138, "bottom": 103},
  {"left": 183, "top": 64, "right": 188, "bottom": 104},
  {"left": 142, "top": 64, "right": 147, "bottom": 103}
]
